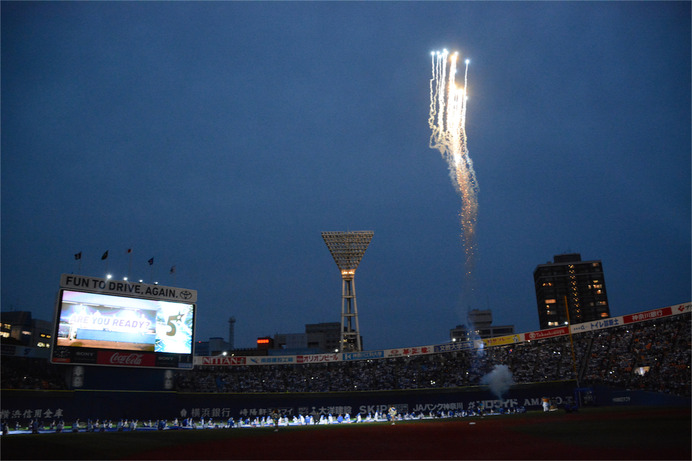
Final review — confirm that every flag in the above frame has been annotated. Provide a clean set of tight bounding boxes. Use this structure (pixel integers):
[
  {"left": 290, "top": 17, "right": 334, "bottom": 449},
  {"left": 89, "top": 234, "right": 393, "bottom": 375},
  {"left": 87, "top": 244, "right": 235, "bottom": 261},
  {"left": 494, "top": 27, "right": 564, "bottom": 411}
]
[
  {"left": 101, "top": 251, "right": 109, "bottom": 260},
  {"left": 74, "top": 252, "right": 82, "bottom": 260},
  {"left": 127, "top": 248, "right": 132, "bottom": 254},
  {"left": 148, "top": 257, "right": 154, "bottom": 266},
  {"left": 170, "top": 265, "right": 176, "bottom": 274}
]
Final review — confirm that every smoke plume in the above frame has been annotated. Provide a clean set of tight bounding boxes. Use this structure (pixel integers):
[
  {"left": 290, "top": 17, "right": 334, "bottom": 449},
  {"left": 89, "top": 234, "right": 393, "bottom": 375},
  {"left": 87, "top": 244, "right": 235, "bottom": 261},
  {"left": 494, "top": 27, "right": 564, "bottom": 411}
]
[{"left": 481, "top": 364, "right": 514, "bottom": 400}]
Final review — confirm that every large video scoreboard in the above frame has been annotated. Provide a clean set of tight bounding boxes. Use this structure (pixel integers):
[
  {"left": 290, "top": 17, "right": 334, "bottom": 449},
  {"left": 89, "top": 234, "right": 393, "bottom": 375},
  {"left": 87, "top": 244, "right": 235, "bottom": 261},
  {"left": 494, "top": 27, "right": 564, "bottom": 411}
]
[{"left": 51, "top": 274, "right": 196, "bottom": 369}]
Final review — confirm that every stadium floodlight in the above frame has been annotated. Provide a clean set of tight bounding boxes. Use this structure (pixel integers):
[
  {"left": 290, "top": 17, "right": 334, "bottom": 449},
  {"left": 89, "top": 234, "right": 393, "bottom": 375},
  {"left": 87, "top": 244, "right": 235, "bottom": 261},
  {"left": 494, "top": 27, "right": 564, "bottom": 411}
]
[{"left": 321, "top": 231, "right": 374, "bottom": 353}]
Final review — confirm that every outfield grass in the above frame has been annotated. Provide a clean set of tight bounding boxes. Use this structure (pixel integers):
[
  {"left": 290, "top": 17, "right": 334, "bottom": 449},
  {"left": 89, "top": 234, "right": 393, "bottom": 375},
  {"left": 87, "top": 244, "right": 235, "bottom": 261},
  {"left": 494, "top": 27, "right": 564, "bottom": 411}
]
[{"left": 1, "top": 406, "right": 689, "bottom": 460}]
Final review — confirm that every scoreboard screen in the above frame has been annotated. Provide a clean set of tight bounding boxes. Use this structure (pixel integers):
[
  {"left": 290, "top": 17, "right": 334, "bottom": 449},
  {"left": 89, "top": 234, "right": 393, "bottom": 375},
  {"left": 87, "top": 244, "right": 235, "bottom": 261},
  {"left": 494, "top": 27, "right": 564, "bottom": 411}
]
[{"left": 51, "top": 275, "right": 196, "bottom": 369}]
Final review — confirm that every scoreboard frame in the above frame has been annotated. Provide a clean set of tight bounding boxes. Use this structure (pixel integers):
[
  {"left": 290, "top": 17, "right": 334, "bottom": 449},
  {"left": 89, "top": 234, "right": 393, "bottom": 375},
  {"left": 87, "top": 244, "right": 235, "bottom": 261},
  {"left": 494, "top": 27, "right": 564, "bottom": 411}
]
[{"left": 50, "top": 274, "right": 196, "bottom": 369}]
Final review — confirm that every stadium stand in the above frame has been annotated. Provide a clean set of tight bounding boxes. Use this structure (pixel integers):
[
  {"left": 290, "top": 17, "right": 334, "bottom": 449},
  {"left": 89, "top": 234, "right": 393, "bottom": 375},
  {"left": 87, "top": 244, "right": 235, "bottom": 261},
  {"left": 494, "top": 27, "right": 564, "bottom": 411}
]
[
  {"left": 171, "top": 312, "right": 690, "bottom": 397},
  {"left": 2, "top": 311, "right": 689, "bottom": 399}
]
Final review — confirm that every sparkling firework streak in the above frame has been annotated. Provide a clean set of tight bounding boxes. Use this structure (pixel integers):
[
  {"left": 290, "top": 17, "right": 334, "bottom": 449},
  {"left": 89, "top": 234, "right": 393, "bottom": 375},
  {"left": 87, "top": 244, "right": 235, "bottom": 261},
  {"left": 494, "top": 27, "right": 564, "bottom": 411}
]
[{"left": 428, "top": 49, "right": 479, "bottom": 274}]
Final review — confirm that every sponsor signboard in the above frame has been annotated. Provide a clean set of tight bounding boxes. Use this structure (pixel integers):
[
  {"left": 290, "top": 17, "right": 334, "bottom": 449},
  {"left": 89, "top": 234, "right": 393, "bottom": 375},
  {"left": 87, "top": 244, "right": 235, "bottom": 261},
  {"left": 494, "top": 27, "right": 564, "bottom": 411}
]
[
  {"left": 623, "top": 307, "right": 672, "bottom": 324},
  {"left": 525, "top": 326, "right": 568, "bottom": 341},
  {"left": 482, "top": 334, "right": 523, "bottom": 348}
]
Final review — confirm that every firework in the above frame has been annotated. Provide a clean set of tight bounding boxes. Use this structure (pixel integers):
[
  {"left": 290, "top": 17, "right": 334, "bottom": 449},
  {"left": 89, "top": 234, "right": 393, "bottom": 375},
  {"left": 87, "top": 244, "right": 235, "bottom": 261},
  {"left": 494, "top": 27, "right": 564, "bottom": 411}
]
[{"left": 428, "top": 49, "right": 479, "bottom": 275}]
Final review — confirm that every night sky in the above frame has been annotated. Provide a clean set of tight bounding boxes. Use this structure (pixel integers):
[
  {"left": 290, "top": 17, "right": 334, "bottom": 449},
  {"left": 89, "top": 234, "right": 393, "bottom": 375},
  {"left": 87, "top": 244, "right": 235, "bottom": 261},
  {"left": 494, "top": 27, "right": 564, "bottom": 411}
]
[{"left": 2, "top": 2, "right": 690, "bottom": 351}]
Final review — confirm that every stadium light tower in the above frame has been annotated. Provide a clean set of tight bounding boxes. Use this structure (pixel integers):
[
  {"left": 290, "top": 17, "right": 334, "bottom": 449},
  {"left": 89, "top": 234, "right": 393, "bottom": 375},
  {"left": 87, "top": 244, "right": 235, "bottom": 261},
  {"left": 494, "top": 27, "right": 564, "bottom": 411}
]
[{"left": 321, "top": 230, "right": 374, "bottom": 352}]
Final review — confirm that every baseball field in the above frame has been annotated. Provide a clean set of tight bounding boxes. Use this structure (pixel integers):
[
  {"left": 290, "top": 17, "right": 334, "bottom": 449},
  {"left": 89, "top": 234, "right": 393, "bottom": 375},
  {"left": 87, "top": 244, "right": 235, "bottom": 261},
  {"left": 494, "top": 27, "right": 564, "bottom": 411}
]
[{"left": 2, "top": 406, "right": 689, "bottom": 460}]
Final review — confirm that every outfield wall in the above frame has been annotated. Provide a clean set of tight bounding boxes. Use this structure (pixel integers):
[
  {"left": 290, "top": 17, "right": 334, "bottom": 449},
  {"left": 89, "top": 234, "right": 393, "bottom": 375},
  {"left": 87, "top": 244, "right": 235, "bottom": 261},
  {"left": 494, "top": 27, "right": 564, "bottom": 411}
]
[
  {"left": 4, "top": 381, "right": 689, "bottom": 425},
  {"left": 1, "top": 381, "right": 578, "bottom": 423}
]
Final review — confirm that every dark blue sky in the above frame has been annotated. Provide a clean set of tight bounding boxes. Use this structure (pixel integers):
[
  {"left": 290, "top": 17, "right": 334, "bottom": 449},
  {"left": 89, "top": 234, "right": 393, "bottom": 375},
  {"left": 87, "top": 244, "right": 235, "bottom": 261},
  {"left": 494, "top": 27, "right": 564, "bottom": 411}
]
[{"left": 2, "top": 2, "right": 690, "bottom": 351}]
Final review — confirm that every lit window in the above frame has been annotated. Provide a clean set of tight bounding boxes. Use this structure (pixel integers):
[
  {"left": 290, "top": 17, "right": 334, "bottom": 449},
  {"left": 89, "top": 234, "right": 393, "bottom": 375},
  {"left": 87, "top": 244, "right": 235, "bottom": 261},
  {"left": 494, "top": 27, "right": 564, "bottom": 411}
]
[
  {"left": 600, "top": 313, "right": 608, "bottom": 318},
  {"left": 545, "top": 299, "right": 556, "bottom": 304}
]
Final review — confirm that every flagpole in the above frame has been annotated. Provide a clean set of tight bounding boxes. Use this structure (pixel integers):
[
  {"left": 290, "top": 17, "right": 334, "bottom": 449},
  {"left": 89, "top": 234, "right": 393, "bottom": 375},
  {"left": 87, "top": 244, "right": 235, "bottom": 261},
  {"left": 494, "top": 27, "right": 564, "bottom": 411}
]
[{"left": 127, "top": 249, "right": 133, "bottom": 280}]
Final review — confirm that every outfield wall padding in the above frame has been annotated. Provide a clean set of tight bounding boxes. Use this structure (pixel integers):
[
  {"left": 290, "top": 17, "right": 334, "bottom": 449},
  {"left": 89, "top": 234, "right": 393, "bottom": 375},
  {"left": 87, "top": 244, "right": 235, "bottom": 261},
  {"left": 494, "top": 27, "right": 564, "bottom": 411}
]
[{"left": 2, "top": 381, "right": 576, "bottom": 423}]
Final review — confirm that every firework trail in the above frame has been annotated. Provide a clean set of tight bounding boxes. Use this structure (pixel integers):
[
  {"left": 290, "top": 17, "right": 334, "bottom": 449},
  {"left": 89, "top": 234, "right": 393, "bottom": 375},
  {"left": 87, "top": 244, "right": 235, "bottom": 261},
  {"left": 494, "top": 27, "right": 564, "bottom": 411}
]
[{"left": 428, "top": 49, "right": 479, "bottom": 278}]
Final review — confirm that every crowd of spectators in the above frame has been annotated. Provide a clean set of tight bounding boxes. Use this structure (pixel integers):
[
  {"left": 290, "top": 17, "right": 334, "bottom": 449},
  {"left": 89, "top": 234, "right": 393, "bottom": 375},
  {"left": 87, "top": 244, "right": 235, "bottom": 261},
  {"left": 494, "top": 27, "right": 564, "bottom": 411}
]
[
  {"left": 2, "top": 313, "right": 689, "bottom": 398},
  {"left": 174, "top": 313, "right": 689, "bottom": 397},
  {"left": 0, "top": 356, "right": 68, "bottom": 390},
  {"left": 582, "top": 313, "right": 690, "bottom": 396},
  {"left": 172, "top": 334, "right": 591, "bottom": 394},
  {"left": 175, "top": 314, "right": 691, "bottom": 396}
]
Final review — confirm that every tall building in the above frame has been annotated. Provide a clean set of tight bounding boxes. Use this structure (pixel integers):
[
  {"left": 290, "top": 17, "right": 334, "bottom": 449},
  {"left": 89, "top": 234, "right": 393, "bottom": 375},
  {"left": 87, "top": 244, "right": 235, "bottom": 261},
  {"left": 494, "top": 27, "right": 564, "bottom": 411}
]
[
  {"left": 449, "top": 309, "right": 514, "bottom": 342},
  {"left": 533, "top": 253, "right": 610, "bottom": 329},
  {"left": 467, "top": 309, "right": 515, "bottom": 339},
  {"left": 272, "top": 322, "right": 347, "bottom": 354},
  {"left": 305, "top": 322, "right": 343, "bottom": 352},
  {"left": 0, "top": 311, "right": 53, "bottom": 349}
]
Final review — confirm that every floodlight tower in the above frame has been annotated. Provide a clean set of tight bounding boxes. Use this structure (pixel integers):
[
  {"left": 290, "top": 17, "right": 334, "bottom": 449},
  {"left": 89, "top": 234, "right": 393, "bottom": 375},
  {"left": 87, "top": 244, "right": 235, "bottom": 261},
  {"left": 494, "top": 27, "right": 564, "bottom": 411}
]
[{"left": 321, "top": 230, "right": 374, "bottom": 352}]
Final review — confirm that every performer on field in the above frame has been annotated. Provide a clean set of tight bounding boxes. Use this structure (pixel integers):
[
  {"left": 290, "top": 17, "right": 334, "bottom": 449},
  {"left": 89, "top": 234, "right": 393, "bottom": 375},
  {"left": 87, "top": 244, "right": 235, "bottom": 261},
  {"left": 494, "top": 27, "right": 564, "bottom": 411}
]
[
  {"left": 271, "top": 409, "right": 280, "bottom": 432},
  {"left": 542, "top": 397, "right": 550, "bottom": 412},
  {"left": 388, "top": 406, "right": 397, "bottom": 425}
]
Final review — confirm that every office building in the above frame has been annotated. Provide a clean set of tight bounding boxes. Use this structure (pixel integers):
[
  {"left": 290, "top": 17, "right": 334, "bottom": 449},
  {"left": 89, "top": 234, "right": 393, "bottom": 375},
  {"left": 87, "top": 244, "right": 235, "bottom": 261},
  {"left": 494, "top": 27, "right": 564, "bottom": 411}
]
[
  {"left": 0, "top": 311, "right": 53, "bottom": 349},
  {"left": 534, "top": 253, "right": 610, "bottom": 329},
  {"left": 450, "top": 309, "right": 515, "bottom": 342}
]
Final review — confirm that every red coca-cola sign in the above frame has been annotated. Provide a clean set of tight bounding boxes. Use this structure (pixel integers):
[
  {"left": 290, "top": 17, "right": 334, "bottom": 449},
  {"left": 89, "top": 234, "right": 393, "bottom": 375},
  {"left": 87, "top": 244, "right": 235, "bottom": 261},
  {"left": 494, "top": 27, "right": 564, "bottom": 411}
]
[{"left": 98, "top": 351, "right": 155, "bottom": 367}]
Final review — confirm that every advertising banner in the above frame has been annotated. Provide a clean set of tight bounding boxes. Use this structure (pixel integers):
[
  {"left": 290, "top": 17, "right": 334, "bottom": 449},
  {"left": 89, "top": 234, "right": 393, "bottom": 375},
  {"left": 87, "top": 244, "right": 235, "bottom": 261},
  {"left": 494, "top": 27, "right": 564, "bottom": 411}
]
[
  {"left": 60, "top": 274, "right": 197, "bottom": 303},
  {"left": 623, "top": 307, "right": 672, "bottom": 324},
  {"left": 482, "top": 334, "right": 523, "bottom": 348},
  {"left": 525, "top": 327, "right": 568, "bottom": 341}
]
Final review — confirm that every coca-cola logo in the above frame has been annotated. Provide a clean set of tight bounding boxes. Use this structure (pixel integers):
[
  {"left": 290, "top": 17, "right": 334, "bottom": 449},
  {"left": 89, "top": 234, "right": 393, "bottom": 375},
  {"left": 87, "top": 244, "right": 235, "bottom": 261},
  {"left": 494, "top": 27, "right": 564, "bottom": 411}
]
[
  {"left": 97, "top": 351, "right": 155, "bottom": 367},
  {"left": 109, "top": 352, "right": 144, "bottom": 365}
]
